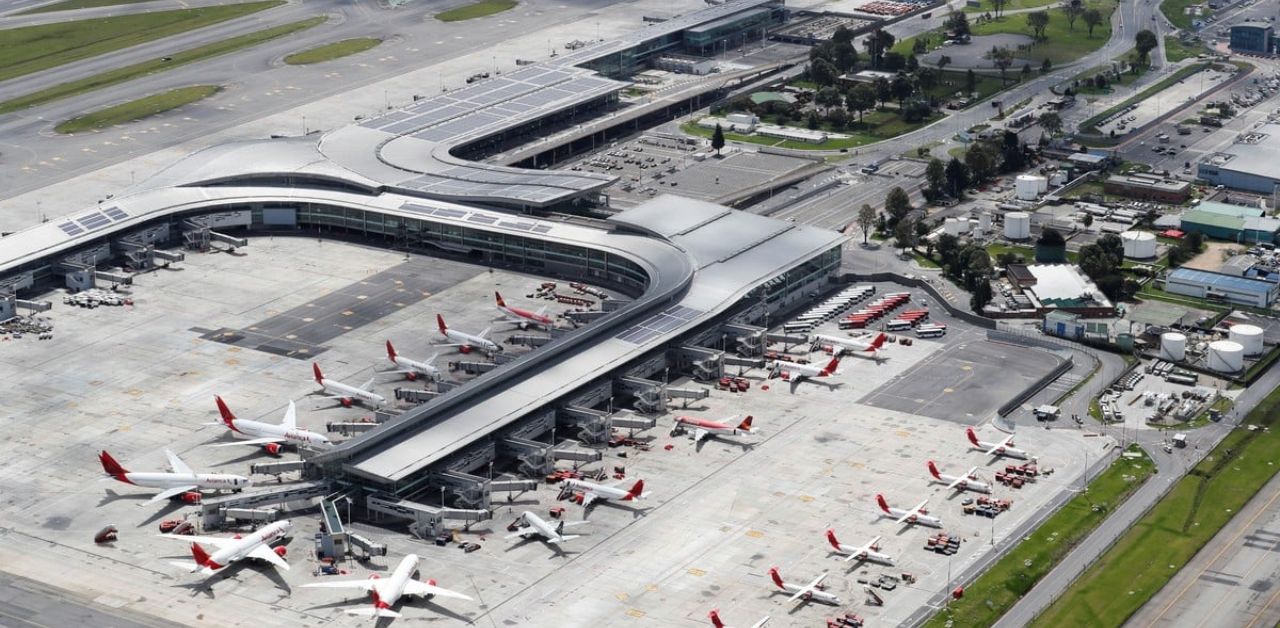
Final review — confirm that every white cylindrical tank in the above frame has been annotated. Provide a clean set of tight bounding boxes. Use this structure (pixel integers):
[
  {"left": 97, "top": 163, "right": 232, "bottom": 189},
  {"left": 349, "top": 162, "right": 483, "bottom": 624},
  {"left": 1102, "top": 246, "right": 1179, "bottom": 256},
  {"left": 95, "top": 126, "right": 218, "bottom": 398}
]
[
  {"left": 944, "top": 218, "right": 969, "bottom": 235},
  {"left": 1049, "top": 171, "right": 1067, "bottom": 186},
  {"left": 1229, "top": 324, "right": 1265, "bottom": 356},
  {"left": 1121, "top": 231, "right": 1158, "bottom": 259},
  {"left": 1160, "top": 332, "right": 1187, "bottom": 361},
  {"left": 1015, "top": 175, "right": 1047, "bottom": 200},
  {"left": 979, "top": 212, "right": 993, "bottom": 231},
  {"left": 1005, "top": 212, "right": 1031, "bottom": 239},
  {"left": 1208, "top": 340, "right": 1245, "bottom": 373}
]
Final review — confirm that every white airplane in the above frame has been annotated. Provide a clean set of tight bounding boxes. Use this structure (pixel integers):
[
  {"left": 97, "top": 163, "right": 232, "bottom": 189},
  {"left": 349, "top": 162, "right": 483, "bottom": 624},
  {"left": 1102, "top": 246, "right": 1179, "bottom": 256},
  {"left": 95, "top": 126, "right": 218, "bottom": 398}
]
[
  {"left": 767, "top": 567, "right": 841, "bottom": 605},
  {"left": 160, "top": 519, "right": 292, "bottom": 576},
  {"left": 770, "top": 356, "right": 841, "bottom": 382},
  {"left": 312, "top": 363, "right": 386, "bottom": 408},
  {"left": 672, "top": 414, "right": 758, "bottom": 444},
  {"left": 561, "top": 478, "right": 647, "bottom": 509},
  {"left": 928, "top": 460, "right": 991, "bottom": 493},
  {"left": 209, "top": 396, "right": 331, "bottom": 454},
  {"left": 708, "top": 608, "right": 770, "bottom": 628},
  {"left": 98, "top": 449, "right": 251, "bottom": 505},
  {"left": 825, "top": 529, "right": 894, "bottom": 565},
  {"left": 436, "top": 314, "right": 501, "bottom": 354},
  {"left": 302, "top": 553, "right": 472, "bottom": 619},
  {"left": 812, "top": 332, "right": 888, "bottom": 360},
  {"left": 505, "top": 511, "right": 588, "bottom": 544},
  {"left": 383, "top": 340, "right": 441, "bottom": 382},
  {"left": 967, "top": 427, "right": 1030, "bottom": 460},
  {"left": 876, "top": 494, "right": 942, "bottom": 528},
  {"left": 495, "top": 291, "right": 553, "bottom": 329}
]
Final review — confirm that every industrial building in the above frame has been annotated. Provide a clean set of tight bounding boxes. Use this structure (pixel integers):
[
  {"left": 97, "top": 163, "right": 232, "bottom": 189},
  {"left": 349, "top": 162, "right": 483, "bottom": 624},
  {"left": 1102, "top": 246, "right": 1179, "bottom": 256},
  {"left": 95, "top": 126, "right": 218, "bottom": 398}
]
[
  {"left": 1179, "top": 200, "right": 1280, "bottom": 243},
  {"left": 1164, "top": 268, "right": 1280, "bottom": 307},
  {"left": 1003, "top": 264, "right": 1116, "bottom": 317},
  {"left": 1230, "top": 22, "right": 1275, "bottom": 54},
  {"left": 0, "top": 0, "right": 847, "bottom": 531},
  {"left": 1103, "top": 173, "right": 1192, "bottom": 203},
  {"left": 1198, "top": 125, "right": 1280, "bottom": 193}
]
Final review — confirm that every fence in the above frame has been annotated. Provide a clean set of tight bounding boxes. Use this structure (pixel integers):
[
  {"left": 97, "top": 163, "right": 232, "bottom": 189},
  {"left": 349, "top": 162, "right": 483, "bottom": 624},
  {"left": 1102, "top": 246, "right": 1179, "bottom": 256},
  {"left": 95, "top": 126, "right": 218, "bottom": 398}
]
[
  {"left": 988, "top": 330, "right": 1076, "bottom": 417},
  {"left": 837, "top": 271, "right": 997, "bottom": 330}
]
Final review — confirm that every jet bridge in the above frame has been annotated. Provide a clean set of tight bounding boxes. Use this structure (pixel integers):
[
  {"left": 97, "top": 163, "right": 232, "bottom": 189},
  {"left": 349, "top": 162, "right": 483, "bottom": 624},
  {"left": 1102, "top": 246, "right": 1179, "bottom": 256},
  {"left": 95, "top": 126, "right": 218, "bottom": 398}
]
[
  {"left": 365, "top": 492, "right": 491, "bottom": 538},
  {"left": 198, "top": 480, "right": 331, "bottom": 528},
  {"left": 617, "top": 376, "right": 667, "bottom": 414}
]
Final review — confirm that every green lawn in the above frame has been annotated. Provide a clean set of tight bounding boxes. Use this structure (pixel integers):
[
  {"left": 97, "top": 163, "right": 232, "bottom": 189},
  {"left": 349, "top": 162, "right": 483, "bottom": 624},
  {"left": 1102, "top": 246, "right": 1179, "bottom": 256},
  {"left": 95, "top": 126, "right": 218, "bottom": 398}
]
[
  {"left": 1163, "top": 0, "right": 1210, "bottom": 30},
  {"left": 19, "top": 0, "right": 157, "bottom": 13},
  {"left": 435, "top": 0, "right": 517, "bottom": 22},
  {"left": 912, "top": 251, "right": 942, "bottom": 268},
  {"left": 55, "top": 85, "right": 220, "bottom": 134},
  {"left": 1137, "top": 282, "right": 1228, "bottom": 312},
  {"left": 1068, "top": 48, "right": 1149, "bottom": 95},
  {"left": 923, "top": 71, "right": 1007, "bottom": 106},
  {"left": 683, "top": 108, "right": 941, "bottom": 151},
  {"left": 284, "top": 37, "right": 382, "bottom": 65},
  {"left": 1165, "top": 36, "right": 1205, "bottom": 63},
  {"left": 925, "top": 445, "right": 1155, "bottom": 628},
  {"left": 964, "top": 0, "right": 1062, "bottom": 14},
  {"left": 987, "top": 242, "right": 1080, "bottom": 264},
  {"left": 1080, "top": 63, "right": 1211, "bottom": 133},
  {"left": 969, "top": 0, "right": 1115, "bottom": 66},
  {"left": 1034, "top": 385, "right": 1280, "bottom": 627},
  {"left": 0, "top": 16, "right": 325, "bottom": 115},
  {"left": 0, "top": 1, "right": 284, "bottom": 83}
]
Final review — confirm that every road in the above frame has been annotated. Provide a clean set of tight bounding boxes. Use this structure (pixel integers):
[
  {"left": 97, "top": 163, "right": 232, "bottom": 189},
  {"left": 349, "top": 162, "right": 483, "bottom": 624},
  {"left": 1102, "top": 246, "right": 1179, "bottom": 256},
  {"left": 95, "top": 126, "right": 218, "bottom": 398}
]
[{"left": 0, "top": 569, "right": 182, "bottom": 628}]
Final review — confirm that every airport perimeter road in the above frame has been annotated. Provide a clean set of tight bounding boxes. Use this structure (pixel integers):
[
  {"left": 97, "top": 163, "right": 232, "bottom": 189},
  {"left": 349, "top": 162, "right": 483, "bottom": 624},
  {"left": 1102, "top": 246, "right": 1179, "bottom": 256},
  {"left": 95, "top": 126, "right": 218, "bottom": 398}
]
[
  {"left": 0, "top": 569, "right": 182, "bottom": 628},
  {"left": 991, "top": 364, "right": 1280, "bottom": 627}
]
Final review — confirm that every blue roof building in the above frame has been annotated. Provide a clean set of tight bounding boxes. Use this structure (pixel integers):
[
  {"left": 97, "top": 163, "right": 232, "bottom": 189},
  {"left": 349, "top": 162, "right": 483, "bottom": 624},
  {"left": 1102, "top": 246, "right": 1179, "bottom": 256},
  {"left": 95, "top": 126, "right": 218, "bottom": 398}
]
[{"left": 1165, "top": 268, "right": 1279, "bottom": 307}]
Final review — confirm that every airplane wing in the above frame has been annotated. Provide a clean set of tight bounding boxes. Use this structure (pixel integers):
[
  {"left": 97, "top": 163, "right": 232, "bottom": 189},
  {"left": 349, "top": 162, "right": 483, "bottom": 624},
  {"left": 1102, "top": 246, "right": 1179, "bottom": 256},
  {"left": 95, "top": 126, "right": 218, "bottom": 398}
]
[
  {"left": 561, "top": 521, "right": 590, "bottom": 528},
  {"left": 479, "top": 326, "right": 492, "bottom": 339},
  {"left": 787, "top": 572, "right": 828, "bottom": 602},
  {"left": 360, "top": 377, "right": 376, "bottom": 392},
  {"left": 156, "top": 533, "right": 235, "bottom": 548},
  {"left": 581, "top": 491, "right": 600, "bottom": 509},
  {"left": 301, "top": 579, "right": 377, "bottom": 591},
  {"left": 209, "top": 437, "right": 286, "bottom": 448},
  {"left": 750, "top": 618, "right": 771, "bottom": 628},
  {"left": 843, "top": 549, "right": 864, "bottom": 562},
  {"left": 164, "top": 449, "right": 193, "bottom": 475},
  {"left": 894, "top": 510, "right": 915, "bottom": 525},
  {"left": 947, "top": 476, "right": 965, "bottom": 490},
  {"left": 146, "top": 485, "right": 199, "bottom": 505},
  {"left": 504, "top": 526, "right": 535, "bottom": 540},
  {"left": 248, "top": 544, "right": 290, "bottom": 570},
  {"left": 987, "top": 435, "right": 1014, "bottom": 455},
  {"left": 548, "top": 534, "right": 581, "bottom": 544},
  {"left": 282, "top": 401, "right": 297, "bottom": 429},
  {"left": 402, "top": 579, "right": 473, "bottom": 601},
  {"left": 693, "top": 428, "right": 710, "bottom": 443}
]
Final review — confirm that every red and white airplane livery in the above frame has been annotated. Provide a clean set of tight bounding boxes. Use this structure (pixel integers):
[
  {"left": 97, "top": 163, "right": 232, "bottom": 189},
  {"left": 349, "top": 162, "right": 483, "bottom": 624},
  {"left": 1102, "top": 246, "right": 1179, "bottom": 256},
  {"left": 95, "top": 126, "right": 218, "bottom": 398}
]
[
  {"left": 876, "top": 494, "right": 942, "bottom": 528},
  {"left": 383, "top": 340, "right": 441, "bottom": 382},
  {"left": 302, "top": 553, "right": 472, "bottom": 618},
  {"left": 768, "top": 568, "right": 841, "bottom": 606},
  {"left": 812, "top": 332, "right": 888, "bottom": 360},
  {"left": 928, "top": 460, "right": 991, "bottom": 493},
  {"left": 312, "top": 363, "right": 386, "bottom": 408},
  {"left": 161, "top": 520, "right": 291, "bottom": 576},
  {"left": 708, "top": 608, "right": 770, "bottom": 628},
  {"left": 966, "top": 427, "right": 1030, "bottom": 460},
  {"left": 672, "top": 414, "right": 758, "bottom": 443},
  {"left": 826, "top": 529, "right": 894, "bottom": 565},
  {"left": 99, "top": 449, "right": 251, "bottom": 504},
  {"left": 771, "top": 356, "right": 841, "bottom": 382},
  {"left": 495, "top": 291, "right": 553, "bottom": 329},
  {"left": 210, "top": 396, "right": 331, "bottom": 454},
  {"left": 436, "top": 314, "right": 501, "bottom": 354},
  {"left": 561, "top": 478, "right": 647, "bottom": 509}
]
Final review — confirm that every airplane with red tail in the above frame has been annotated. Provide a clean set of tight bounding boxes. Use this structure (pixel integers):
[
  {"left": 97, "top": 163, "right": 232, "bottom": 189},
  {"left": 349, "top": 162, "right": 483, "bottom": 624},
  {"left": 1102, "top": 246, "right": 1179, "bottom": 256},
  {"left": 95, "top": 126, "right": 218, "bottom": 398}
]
[
  {"left": 708, "top": 608, "right": 770, "bottom": 628},
  {"left": 495, "top": 291, "right": 553, "bottom": 329},
  {"left": 435, "top": 314, "right": 501, "bottom": 354},
  {"left": 770, "top": 356, "right": 841, "bottom": 382},
  {"left": 302, "top": 553, "right": 471, "bottom": 618},
  {"left": 383, "top": 340, "right": 440, "bottom": 382},
  {"left": 928, "top": 460, "right": 991, "bottom": 493},
  {"left": 312, "top": 362, "right": 386, "bottom": 408},
  {"left": 160, "top": 520, "right": 292, "bottom": 576},
  {"left": 966, "top": 427, "right": 1029, "bottom": 460},
  {"left": 812, "top": 332, "right": 889, "bottom": 360},
  {"left": 768, "top": 567, "right": 841, "bottom": 605},
  {"left": 876, "top": 494, "right": 942, "bottom": 528},
  {"left": 826, "top": 529, "right": 894, "bottom": 565},
  {"left": 99, "top": 449, "right": 250, "bottom": 505},
  {"left": 208, "top": 396, "right": 330, "bottom": 454},
  {"left": 673, "top": 414, "right": 759, "bottom": 444},
  {"left": 560, "top": 478, "right": 647, "bottom": 510}
]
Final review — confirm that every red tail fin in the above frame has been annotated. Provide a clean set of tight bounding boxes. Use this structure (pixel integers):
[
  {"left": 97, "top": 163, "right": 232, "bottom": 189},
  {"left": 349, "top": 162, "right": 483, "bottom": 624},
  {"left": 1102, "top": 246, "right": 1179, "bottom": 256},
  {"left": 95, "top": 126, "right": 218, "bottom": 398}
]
[
  {"left": 822, "top": 357, "right": 840, "bottom": 375},
  {"left": 871, "top": 332, "right": 887, "bottom": 349},
  {"left": 708, "top": 609, "right": 725, "bottom": 628},
  {"left": 966, "top": 427, "right": 981, "bottom": 447},
  {"left": 495, "top": 291, "right": 507, "bottom": 308},
  {"left": 737, "top": 415, "right": 754, "bottom": 431},
  {"left": 214, "top": 396, "right": 239, "bottom": 432},
  {"left": 385, "top": 340, "right": 397, "bottom": 362},
  {"left": 190, "top": 543, "right": 221, "bottom": 570},
  {"left": 436, "top": 314, "right": 448, "bottom": 335},
  {"left": 98, "top": 451, "right": 129, "bottom": 481},
  {"left": 928, "top": 460, "right": 942, "bottom": 480},
  {"left": 826, "top": 528, "right": 841, "bottom": 550},
  {"left": 626, "top": 479, "right": 645, "bottom": 500},
  {"left": 769, "top": 567, "right": 785, "bottom": 589},
  {"left": 876, "top": 494, "right": 891, "bottom": 514},
  {"left": 312, "top": 363, "right": 325, "bottom": 385}
]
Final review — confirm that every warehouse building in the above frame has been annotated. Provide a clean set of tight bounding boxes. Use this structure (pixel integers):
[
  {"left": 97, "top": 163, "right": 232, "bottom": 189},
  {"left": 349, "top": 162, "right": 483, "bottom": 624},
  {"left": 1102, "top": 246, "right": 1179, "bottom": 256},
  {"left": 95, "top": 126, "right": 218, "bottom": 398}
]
[
  {"left": 1198, "top": 125, "right": 1280, "bottom": 193},
  {"left": 1179, "top": 201, "right": 1280, "bottom": 243},
  {"left": 1103, "top": 173, "right": 1192, "bottom": 203},
  {"left": 1165, "top": 268, "right": 1279, "bottom": 307}
]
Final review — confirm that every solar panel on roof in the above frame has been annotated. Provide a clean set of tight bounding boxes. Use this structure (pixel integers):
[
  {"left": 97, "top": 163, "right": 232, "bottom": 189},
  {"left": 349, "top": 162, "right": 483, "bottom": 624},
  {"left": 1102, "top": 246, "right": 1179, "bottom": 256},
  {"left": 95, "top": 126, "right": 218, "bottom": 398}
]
[
  {"left": 102, "top": 207, "right": 128, "bottom": 221},
  {"left": 432, "top": 208, "right": 467, "bottom": 218},
  {"left": 467, "top": 215, "right": 498, "bottom": 224},
  {"left": 77, "top": 213, "right": 110, "bottom": 229},
  {"left": 531, "top": 225, "right": 552, "bottom": 234},
  {"left": 58, "top": 223, "right": 83, "bottom": 236},
  {"left": 499, "top": 221, "right": 535, "bottom": 231}
]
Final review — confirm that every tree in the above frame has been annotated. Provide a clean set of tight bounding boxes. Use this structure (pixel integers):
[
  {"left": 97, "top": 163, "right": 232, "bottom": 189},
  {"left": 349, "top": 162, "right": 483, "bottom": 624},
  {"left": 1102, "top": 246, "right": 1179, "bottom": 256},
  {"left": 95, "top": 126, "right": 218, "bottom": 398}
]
[
  {"left": 1027, "top": 11, "right": 1050, "bottom": 41},
  {"left": 711, "top": 124, "right": 725, "bottom": 155},
  {"left": 892, "top": 74, "right": 916, "bottom": 108},
  {"left": 966, "top": 69, "right": 977, "bottom": 95},
  {"left": 937, "top": 233, "right": 961, "bottom": 268},
  {"left": 883, "top": 52, "right": 906, "bottom": 72},
  {"left": 945, "top": 157, "right": 969, "bottom": 198},
  {"left": 1064, "top": 0, "right": 1084, "bottom": 31},
  {"left": 970, "top": 280, "right": 993, "bottom": 313},
  {"left": 988, "top": 0, "right": 1007, "bottom": 19},
  {"left": 906, "top": 53, "right": 920, "bottom": 72},
  {"left": 856, "top": 204, "right": 877, "bottom": 244},
  {"left": 915, "top": 67, "right": 938, "bottom": 95},
  {"left": 846, "top": 83, "right": 876, "bottom": 122},
  {"left": 874, "top": 77, "right": 893, "bottom": 107},
  {"left": 1038, "top": 227, "right": 1065, "bottom": 248},
  {"left": 902, "top": 99, "right": 933, "bottom": 122},
  {"left": 864, "top": 29, "right": 895, "bottom": 69},
  {"left": 945, "top": 11, "right": 971, "bottom": 37},
  {"left": 810, "top": 58, "right": 839, "bottom": 86},
  {"left": 991, "top": 47, "right": 1014, "bottom": 83},
  {"left": 1083, "top": 8, "right": 1103, "bottom": 37},
  {"left": 827, "top": 107, "right": 849, "bottom": 130},
  {"left": 965, "top": 142, "right": 998, "bottom": 183},
  {"left": 833, "top": 42, "right": 859, "bottom": 72},
  {"left": 1098, "top": 233, "right": 1125, "bottom": 268},
  {"left": 1000, "top": 131, "right": 1026, "bottom": 172},
  {"left": 1082, "top": 213, "right": 1094, "bottom": 228},
  {"left": 1078, "top": 243, "right": 1115, "bottom": 280},
  {"left": 895, "top": 216, "right": 917, "bottom": 253},
  {"left": 1021, "top": 63, "right": 1032, "bottom": 81},
  {"left": 833, "top": 25, "right": 854, "bottom": 46},
  {"left": 885, "top": 186, "right": 913, "bottom": 224},
  {"left": 926, "top": 158, "right": 946, "bottom": 198},
  {"left": 1135, "top": 29, "right": 1158, "bottom": 66},
  {"left": 937, "top": 54, "right": 953, "bottom": 72},
  {"left": 1042, "top": 57, "right": 1052, "bottom": 74},
  {"left": 806, "top": 110, "right": 820, "bottom": 130},
  {"left": 1040, "top": 111, "right": 1063, "bottom": 135},
  {"left": 816, "top": 86, "right": 843, "bottom": 111}
]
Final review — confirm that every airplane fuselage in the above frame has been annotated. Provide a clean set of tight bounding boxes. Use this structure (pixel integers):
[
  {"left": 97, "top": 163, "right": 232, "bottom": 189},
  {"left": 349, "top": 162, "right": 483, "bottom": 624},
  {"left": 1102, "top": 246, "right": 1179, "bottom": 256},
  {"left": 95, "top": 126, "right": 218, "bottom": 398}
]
[
  {"left": 887, "top": 507, "right": 942, "bottom": 527},
  {"left": 393, "top": 355, "right": 440, "bottom": 380},
  {"left": 675, "top": 417, "right": 746, "bottom": 436},
  {"left": 320, "top": 378, "right": 386, "bottom": 407},
  {"left": 779, "top": 583, "right": 840, "bottom": 605},
  {"left": 498, "top": 304, "right": 552, "bottom": 326},
  {"left": 117, "top": 471, "right": 249, "bottom": 491},
  {"left": 442, "top": 328, "right": 500, "bottom": 353},
  {"left": 206, "top": 520, "right": 293, "bottom": 569},
  {"left": 230, "top": 418, "right": 331, "bottom": 448}
]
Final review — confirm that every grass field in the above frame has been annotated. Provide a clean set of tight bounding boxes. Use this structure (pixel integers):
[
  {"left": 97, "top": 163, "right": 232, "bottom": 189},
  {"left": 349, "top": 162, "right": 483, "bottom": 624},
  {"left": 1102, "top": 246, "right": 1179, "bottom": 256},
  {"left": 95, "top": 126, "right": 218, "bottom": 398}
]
[
  {"left": 1164, "top": 36, "right": 1205, "bottom": 63},
  {"left": 54, "top": 85, "right": 220, "bottom": 134},
  {"left": 0, "top": 16, "right": 325, "bottom": 116},
  {"left": 964, "top": 0, "right": 1061, "bottom": 14},
  {"left": 682, "top": 108, "right": 941, "bottom": 151},
  {"left": 969, "top": 0, "right": 1115, "bottom": 65},
  {"left": 435, "top": 0, "right": 517, "bottom": 22},
  {"left": 1162, "top": 0, "right": 1209, "bottom": 30},
  {"left": 1033, "top": 385, "right": 1280, "bottom": 627},
  {"left": 925, "top": 445, "right": 1155, "bottom": 628},
  {"left": 923, "top": 71, "right": 1007, "bottom": 105},
  {"left": 986, "top": 242, "right": 1080, "bottom": 264},
  {"left": 284, "top": 37, "right": 382, "bottom": 65},
  {"left": 0, "top": 1, "right": 284, "bottom": 83},
  {"left": 19, "top": 0, "right": 157, "bottom": 14}
]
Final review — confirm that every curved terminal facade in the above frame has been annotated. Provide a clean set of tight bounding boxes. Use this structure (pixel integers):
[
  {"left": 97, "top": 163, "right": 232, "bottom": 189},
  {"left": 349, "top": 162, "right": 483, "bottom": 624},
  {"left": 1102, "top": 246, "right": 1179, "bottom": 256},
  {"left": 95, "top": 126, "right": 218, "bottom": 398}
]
[{"left": 0, "top": 0, "right": 841, "bottom": 501}]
